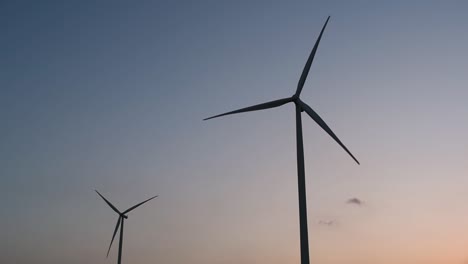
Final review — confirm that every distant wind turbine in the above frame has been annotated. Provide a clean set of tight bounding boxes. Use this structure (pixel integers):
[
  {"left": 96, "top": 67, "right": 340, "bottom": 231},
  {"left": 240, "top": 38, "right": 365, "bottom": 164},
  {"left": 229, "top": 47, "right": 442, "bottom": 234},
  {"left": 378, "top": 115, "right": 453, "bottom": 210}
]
[
  {"left": 204, "top": 16, "right": 359, "bottom": 264},
  {"left": 95, "top": 190, "right": 158, "bottom": 264}
]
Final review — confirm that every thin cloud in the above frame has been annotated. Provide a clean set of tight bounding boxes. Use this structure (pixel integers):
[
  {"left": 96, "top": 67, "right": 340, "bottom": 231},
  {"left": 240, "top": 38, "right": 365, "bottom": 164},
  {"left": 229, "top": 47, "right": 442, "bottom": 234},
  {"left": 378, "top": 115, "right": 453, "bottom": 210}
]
[
  {"left": 346, "top": 197, "right": 364, "bottom": 206},
  {"left": 318, "top": 220, "right": 335, "bottom": 226}
]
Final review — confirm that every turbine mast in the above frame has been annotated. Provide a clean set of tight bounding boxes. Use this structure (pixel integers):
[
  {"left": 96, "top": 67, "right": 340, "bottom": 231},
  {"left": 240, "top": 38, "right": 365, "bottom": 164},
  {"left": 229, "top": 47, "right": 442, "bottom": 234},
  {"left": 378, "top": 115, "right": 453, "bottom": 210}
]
[
  {"left": 295, "top": 104, "right": 310, "bottom": 264},
  {"left": 118, "top": 218, "right": 124, "bottom": 264}
]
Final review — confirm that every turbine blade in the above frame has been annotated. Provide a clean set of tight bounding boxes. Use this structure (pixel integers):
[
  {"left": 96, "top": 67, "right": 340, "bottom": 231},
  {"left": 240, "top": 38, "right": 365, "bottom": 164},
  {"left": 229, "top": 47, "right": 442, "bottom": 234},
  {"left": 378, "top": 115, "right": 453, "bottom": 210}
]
[
  {"left": 123, "top": 195, "right": 158, "bottom": 214},
  {"left": 204, "top": 97, "right": 292, "bottom": 120},
  {"left": 298, "top": 100, "right": 360, "bottom": 164},
  {"left": 95, "top": 190, "right": 121, "bottom": 215},
  {"left": 295, "top": 16, "right": 330, "bottom": 97},
  {"left": 107, "top": 216, "right": 121, "bottom": 257}
]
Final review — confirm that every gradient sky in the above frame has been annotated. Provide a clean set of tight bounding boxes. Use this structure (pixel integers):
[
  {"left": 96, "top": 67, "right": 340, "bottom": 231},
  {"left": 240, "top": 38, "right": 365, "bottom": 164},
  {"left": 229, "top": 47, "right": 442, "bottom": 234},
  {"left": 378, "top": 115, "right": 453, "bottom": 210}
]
[{"left": 2, "top": 1, "right": 468, "bottom": 264}]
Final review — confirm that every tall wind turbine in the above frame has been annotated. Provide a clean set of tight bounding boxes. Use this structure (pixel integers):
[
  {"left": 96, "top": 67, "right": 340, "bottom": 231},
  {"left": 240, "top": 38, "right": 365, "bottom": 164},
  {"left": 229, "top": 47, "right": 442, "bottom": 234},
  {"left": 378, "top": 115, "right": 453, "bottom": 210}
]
[
  {"left": 95, "top": 190, "right": 158, "bottom": 264},
  {"left": 204, "top": 16, "right": 359, "bottom": 264}
]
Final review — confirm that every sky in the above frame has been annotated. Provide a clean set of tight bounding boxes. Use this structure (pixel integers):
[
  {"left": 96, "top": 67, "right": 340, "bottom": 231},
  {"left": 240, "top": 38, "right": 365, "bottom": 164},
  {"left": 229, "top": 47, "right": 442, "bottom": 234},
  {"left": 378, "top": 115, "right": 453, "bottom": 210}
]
[{"left": 1, "top": 0, "right": 468, "bottom": 263}]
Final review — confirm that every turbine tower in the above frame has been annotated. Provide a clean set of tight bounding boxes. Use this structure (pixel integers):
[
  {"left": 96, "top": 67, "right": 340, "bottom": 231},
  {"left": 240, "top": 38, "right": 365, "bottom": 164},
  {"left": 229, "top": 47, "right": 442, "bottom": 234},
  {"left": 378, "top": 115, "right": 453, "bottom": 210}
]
[
  {"left": 204, "top": 16, "right": 359, "bottom": 264},
  {"left": 95, "top": 190, "right": 158, "bottom": 264}
]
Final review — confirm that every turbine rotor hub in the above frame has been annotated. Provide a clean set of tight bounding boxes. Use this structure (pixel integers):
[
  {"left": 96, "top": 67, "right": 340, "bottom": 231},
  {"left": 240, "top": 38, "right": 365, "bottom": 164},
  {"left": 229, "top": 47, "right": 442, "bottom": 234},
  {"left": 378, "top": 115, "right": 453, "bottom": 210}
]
[{"left": 292, "top": 96, "right": 300, "bottom": 105}]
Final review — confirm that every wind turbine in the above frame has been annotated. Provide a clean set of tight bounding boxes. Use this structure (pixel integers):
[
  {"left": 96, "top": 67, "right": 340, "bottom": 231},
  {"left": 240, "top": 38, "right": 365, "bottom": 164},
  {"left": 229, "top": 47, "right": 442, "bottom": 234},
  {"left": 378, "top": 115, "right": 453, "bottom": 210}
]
[
  {"left": 204, "top": 16, "right": 359, "bottom": 264},
  {"left": 95, "top": 190, "right": 158, "bottom": 264}
]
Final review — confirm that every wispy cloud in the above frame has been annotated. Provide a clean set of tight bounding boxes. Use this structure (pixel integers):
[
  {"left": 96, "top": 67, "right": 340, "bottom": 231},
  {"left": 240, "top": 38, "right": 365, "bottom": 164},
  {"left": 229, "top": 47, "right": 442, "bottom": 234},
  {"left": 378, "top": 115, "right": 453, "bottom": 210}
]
[
  {"left": 318, "top": 220, "right": 335, "bottom": 226},
  {"left": 346, "top": 197, "right": 364, "bottom": 206}
]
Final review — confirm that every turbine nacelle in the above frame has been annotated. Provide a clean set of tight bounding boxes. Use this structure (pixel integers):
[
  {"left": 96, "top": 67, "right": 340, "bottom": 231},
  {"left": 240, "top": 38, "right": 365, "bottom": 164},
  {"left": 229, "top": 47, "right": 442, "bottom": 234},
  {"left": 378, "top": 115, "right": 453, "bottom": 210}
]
[
  {"left": 291, "top": 96, "right": 302, "bottom": 107},
  {"left": 120, "top": 214, "right": 128, "bottom": 219}
]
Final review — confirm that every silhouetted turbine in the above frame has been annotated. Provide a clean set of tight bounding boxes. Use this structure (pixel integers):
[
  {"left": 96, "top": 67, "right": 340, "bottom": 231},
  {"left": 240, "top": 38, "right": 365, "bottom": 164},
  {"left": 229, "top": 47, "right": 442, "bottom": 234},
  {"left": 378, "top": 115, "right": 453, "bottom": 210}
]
[
  {"left": 204, "top": 16, "right": 359, "bottom": 264},
  {"left": 95, "top": 190, "right": 157, "bottom": 264}
]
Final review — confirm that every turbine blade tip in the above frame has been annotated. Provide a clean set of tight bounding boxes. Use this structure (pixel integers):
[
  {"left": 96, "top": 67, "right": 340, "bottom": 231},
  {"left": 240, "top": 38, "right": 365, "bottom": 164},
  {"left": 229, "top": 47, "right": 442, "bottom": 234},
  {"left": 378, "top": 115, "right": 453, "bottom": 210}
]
[
  {"left": 351, "top": 156, "right": 360, "bottom": 165},
  {"left": 203, "top": 115, "right": 216, "bottom": 121}
]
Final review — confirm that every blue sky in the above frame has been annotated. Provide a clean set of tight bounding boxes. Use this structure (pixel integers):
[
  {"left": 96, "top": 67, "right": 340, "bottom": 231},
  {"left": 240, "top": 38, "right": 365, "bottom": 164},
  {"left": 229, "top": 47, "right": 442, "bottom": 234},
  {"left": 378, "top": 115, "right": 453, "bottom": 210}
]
[{"left": 2, "top": 1, "right": 468, "bottom": 263}]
